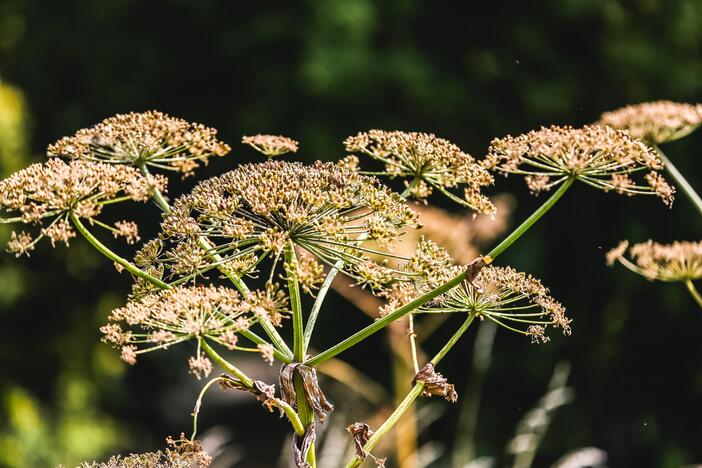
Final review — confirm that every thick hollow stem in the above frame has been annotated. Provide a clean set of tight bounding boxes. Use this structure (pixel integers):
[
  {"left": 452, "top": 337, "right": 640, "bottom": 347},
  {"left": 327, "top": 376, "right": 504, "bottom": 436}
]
[
  {"left": 487, "top": 177, "right": 574, "bottom": 259},
  {"left": 345, "top": 315, "right": 476, "bottom": 467},
  {"left": 684, "top": 279, "right": 702, "bottom": 309},
  {"left": 70, "top": 212, "right": 170, "bottom": 289},
  {"left": 655, "top": 146, "right": 702, "bottom": 217}
]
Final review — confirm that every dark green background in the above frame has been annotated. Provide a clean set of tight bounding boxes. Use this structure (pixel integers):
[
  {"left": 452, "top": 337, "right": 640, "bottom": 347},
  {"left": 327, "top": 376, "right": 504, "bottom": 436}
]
[{"left": 0, "top": 0, "right": 701, "bottom": 466}]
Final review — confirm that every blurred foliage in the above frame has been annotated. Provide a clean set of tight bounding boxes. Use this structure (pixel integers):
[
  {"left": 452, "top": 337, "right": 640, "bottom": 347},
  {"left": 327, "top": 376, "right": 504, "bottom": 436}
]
[{"left": 0, "top": 0, "right": 701, "bottom": 467}]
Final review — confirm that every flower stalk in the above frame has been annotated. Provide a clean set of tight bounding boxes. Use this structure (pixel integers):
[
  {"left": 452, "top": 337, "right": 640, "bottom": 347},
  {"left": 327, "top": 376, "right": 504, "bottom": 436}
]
[
  {"left": 345, "top": 314, "right": 476, "bottom": 467},
  {"left": 654, "top": 145, "right": 702, "bottom": 217}
]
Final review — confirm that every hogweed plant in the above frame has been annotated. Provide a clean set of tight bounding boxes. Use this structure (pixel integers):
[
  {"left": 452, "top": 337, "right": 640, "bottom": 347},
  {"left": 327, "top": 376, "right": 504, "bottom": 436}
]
[{"left": 0, "top": 106, "right": 685, "bottom": 467}]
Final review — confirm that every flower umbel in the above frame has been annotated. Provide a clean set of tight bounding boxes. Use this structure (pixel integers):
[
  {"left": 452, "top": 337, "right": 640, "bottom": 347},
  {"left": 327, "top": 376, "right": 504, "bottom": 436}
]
[
  {"left": 599, "top": 101, "right": 702, "bottom": 144},
  {"left": 155, "top": 160, "right": 419, "bottom": 288},
  {"left": 415, "top": 262, "right": 571, "bottom": 343},
  {"left": 606, "top": 239, "right": 702, "bottom": 282},
  {"left": 47, "top": 111, "right": 231, "bottom": 176},
  {"left": 344, "top": 130, "right": 495, "bottom": 213},
  {"left": 485, "top": 125, "right": 674, "bottom": 205},
  {"left": 0, "top": 158, "right": 163, "bottom": 256},
  {"left": 101, "top": 285, "right": 276, "bottom": 372},
  {"left": 242, "top": 134, "right": 299, "bottom": 157}
]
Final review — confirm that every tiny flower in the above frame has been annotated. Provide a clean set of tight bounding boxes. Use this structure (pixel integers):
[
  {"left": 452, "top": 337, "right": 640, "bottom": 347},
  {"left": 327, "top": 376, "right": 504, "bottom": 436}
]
[
  {"left": 242, "top": 134, "right": 299, "bottom": 157},
  {"left": 599, "top": 101, "right": 702, "bottom": 144},
  {"left": 102, "top": 285, "right": 268, "bottom": 368},
  {"left": 257, "top": 343, "right": 275, "bottom": 366},
  {"left": 606, "top": 239, "right": 702, "bottom": 282},
  {"left": 47, "top": 110, "right": 231, "bottom": 176},
  {"left": 344, "top": 130, "right": 495, "bottom": 213},
  {"left": 0, "top": 158, "right": 163, "bottom": 255},
  {"left": 485, "top": 125, "right": 674, "bottom": 206},
  {"left": 156, "top": 160, "right": 419, "bottom": 290},
  {"left": 188, "top": 352, "right": 213, "bottom": 380}
]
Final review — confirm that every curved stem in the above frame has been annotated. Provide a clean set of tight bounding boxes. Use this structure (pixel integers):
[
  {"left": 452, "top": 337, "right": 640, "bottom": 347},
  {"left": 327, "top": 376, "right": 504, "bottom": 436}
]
[
  {"left": 655, "top": 146, "right": 702, "bottom": 217},
  {"left": 191, "top": 376, "right": 226, "bottom": 440},
  {"left": 684, "top": 279, "right": 702, "bottom": 309},
  {"left": 200, "top": 339, "right": 253, "bottom": 388},
  {"left": 70, "top": 212, "right": 170, "bottom": 289},
  {"left": 345, "top": 314, "right": 476, "bottom": 467},
  {"left": 487, "top": 177, "right": 574, "bottom": 259}
]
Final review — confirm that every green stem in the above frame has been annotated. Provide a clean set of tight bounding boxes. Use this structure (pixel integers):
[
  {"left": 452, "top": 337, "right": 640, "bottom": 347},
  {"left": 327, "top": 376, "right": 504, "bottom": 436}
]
[
  {"left": 654, "top": 146, "right": 702, "bottom": 217},
  {"left": 487, "top": 177, "right": 574, "bottom": 259},
  {"left": 303, "top": 261, "right": 340, "bottom": 354},
  {"left": 684, "top": 279, "right": 702, "bottom": 309},
  {"left": 137, "top": 162, "right": 170, "bottom": 211},
  {"left": 284, "top": 242, "right": 317, "bottom": 467},
  {"left": 200, "top": 339, "right": 253, "bottom": 388},
  {"left": 345, "top": 314, "right": 476, "bottom": 467},
  {"left": 305, "top": 270, "right": 468, "bottom": 367},
  {"left": 70, "top": 212, "right": 170, "bottom": 289},
  {"left": 285, "top": 243, "right": 305, "bottom": 361}
]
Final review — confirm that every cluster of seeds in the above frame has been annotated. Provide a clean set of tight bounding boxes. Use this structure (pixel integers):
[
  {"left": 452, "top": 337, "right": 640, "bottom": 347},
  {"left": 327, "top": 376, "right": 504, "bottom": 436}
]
[
  {"left": 101, "top": 284, "right": 288, "bottom": 377},
  {"left": 606, "top": 239, "right": 702, "bottom": 282},
  {"left": 148, "top": 160, "right": 418, "bottom": 290},
  {"left": 485, "top": 125, "right": 674, "bottom": 205},
  {"left": 599, "top": 101, "right": 702, "bottom": 144},
  {"left": 242, "top": 134, "right": 299, "bottom": 157},
  {"left": 344, "top": 130, "right": 495, "bottom": 214},
  {"left": 79, "top": 434, "right": 211, "bottom": 468},
  {"left": 0, "top": 158, "right": 164, "bottom": 256},
  {"left": 47, "top": 111, "right": 231, "bottom": 176}
]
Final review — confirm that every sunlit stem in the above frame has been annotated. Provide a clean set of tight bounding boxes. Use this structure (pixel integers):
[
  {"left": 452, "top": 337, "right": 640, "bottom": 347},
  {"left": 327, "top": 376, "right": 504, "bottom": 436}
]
[
  {"left": 303, "top": 261, "right": 340, "bottom": 354},
  {"left": 70, "top": 212, "right": 170, "bottom": 289},
  {"left": 284, "top": 242, "right": 317, "bottom": 467},
  {"left": 191, "top": 376, "right": 225, "bottom": 440},
  {"left": 305, "top": 270, "right": 468, "bottom": 367},
  {"left": 684, "top": 279, "right": 702, "bottom": 309},
  {"left": 345, "top": 314, "right": 476, "bottom": 468},
  {"left": 200, "top": 339, "right": 253, "bottom": 387},
  {"left": 654, "top": 145, "right": 702, "bottom": 217},
  {"left": 285, "top": 242, "right": 305, "bottom": 361},
  {"left": 138, "top": 163, "right": 293, "bottom": 361},
  {"left": 487, "top": 177, "right": 574, "bottom": 259}
]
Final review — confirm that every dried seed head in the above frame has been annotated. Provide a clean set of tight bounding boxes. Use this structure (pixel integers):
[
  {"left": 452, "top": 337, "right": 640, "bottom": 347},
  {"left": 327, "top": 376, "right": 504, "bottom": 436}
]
[
  {"left": 101, "top": 285, "right": 276, "bottom": 369},
  {"left": 79, "top": 434, "right": 211, "bottom": 468},
  {"left": 155, "top": 160, "right": 419, "bottom": 289},
  {"left": 407, "top": 251, "right": 570, "bottom": 342},
  {"left": 0, "top": 159, "right": 163, "bottom": 256},
  {"left": 344, "top": 130, "right": 495, "bottom": 213},
  {"left": 242, "top": 134, "right": 299, "bottom": 157},
  {"left": 606, "top": 239, "right": 702, "bottom": 282},
  {"left": 485, "top": 125, "right": 674, "bottom": 206},
  {"left": 599, "top": 101, "right": 702, "bottom": 144},
  {"left": 48, "top": 111, "right": 231, "bottom": 176}
]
